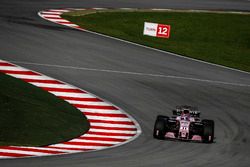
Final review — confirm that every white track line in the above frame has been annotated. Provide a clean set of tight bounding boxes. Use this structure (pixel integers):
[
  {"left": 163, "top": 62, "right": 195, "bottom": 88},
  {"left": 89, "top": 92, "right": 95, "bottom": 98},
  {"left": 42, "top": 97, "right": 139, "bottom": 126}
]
[{"left": 10, "top": 61, "right": 250, "bottom": 87}]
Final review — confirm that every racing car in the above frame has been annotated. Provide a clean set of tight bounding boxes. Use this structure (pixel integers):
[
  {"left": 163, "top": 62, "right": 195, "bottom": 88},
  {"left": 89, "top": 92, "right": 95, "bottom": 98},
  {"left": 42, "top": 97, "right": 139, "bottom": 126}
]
[{"left": 153, "top": 105, "right": 214, "bottom": 143}]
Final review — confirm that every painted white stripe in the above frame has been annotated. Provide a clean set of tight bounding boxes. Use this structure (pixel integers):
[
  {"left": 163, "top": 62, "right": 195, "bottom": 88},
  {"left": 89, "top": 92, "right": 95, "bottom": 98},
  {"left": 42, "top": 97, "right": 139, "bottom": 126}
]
[
  {"left": 8, "top": 74, "right": 53, "bottom": 80},
  {"left": 42, "top": 18, "right": 67, "bottom": 22},
  {"left": 66, "top": 100, "right": 111, "bottom": 106},
  {"left": 0, "top": 149, "right": 51, "bottom": 156},
  {"left": 152, "top": 8, "right": 170, "bottom": 11},
  {"left": 83, "top": 112, "right": 126, "bottom": 117},
  {"left": 82, "top": 134, "right": 131, "bottom": 139},
  {"left": 42, "top": 14, "right": 61, "bottom": 18},
  {"left": 72, "top": 8, "right": 86, "bottom": 11},
  {"left": 53, "top": 20, "right": 71, "bottom": 23},
  {"left": 90, "top": 122, "right": 136, "bottom": 128},
  {"left": 18, "top": 147, "right": 76, "bottom": 153},
  {"left": 89, "top": 128, "right": 136, "bottom": 134},
  {"left": 51, "top": 144, "right": 105, "bottom": 150},
  {"left": 62, "top": 23, "right": 79, "bottom": 27},
  {"left": 92, "top": 8, "right": 106, "bottom": 10},
  {"left": 41, "top": 11, "right": 62, "bottom": 15},
  {"left": 30, "top": 82, "right": 74, "bottom": 89},
  {"left": 79, "top": 108, "right": 121, "bottom": 114},
  {"left": 0, "top": 156, "right": 13, "bottom": 158},
  {"left": 70, "top": 139, "right": 120, "bottom": 144},
  {"left": 48, "top": 92, "right": 94, "bottom": 98},
  {"left": 86, "top": 116, "right": 132, "bottom": 122},
  {"left": 120, "top": 8, "right": 133, "bottom": 10},
  {"left": 0, "top": 66, "right": 29, "bottom": 71},
  {"left": 48, "top": 9, "right": 70, "bottom": 12}
]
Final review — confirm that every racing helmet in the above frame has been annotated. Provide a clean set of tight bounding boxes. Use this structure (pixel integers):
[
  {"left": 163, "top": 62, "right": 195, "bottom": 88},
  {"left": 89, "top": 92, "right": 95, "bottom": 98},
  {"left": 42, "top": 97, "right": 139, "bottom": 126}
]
[{"left": 181, "top": 109, "right": 190, "bottom": 118}]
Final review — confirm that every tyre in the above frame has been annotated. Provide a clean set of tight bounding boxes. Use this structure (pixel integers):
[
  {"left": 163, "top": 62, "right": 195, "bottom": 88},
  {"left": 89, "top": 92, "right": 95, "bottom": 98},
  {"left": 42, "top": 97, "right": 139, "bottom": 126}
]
[
  {"left": 153, "top": 115, "right": 168, "bottom": 139},
  {"left": 190, "top": 122, "right": 203, "bottom": 136},
  {"left": 202, "top": 120, "right": 214, "bottom": 143}
]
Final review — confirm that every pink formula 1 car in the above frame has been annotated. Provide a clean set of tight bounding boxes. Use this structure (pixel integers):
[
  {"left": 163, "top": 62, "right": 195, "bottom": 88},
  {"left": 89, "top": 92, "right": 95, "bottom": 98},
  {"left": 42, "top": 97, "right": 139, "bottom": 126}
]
[{"left": 153, "top": 105, "right": 214, "bottom": 143}]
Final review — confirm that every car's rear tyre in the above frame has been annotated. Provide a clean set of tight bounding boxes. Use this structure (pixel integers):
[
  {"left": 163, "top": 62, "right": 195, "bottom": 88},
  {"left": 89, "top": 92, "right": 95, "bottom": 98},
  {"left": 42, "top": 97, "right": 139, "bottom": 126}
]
[
  {"left": 202, "top": 120, "right": 214, "bottom": 143},
  {"left": 153, "top": 115, "right": 169, "bottom": 139}
]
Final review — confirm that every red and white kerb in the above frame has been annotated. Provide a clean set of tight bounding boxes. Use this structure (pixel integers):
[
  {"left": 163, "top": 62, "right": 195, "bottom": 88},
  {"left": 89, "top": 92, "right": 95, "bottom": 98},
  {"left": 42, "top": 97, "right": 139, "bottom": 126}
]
[{"left": 0, "top": 59, "right": 141, "bottom": 159}]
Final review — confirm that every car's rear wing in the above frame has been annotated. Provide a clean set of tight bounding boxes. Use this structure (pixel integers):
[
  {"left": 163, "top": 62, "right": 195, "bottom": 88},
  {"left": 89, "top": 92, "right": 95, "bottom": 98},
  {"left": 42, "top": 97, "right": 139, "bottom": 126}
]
[{"left": 172, "top": 105, "right": 201, "bottom": 117}]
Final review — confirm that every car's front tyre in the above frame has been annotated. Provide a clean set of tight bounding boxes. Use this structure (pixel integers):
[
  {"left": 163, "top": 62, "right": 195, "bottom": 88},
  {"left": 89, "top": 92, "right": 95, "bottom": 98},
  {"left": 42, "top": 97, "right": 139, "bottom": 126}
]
[
  {"left": 153, "top": 115, "right": 168, "bottom": 139},
  {"left": 202, "top": 119, "right": 214, "bottom": 143}
]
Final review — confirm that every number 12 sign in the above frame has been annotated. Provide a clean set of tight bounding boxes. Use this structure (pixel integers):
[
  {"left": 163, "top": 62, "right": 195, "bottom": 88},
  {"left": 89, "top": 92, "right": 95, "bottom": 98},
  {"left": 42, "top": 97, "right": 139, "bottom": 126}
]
[
  {"left": 156, "top": 24, "right": 171, "bottom": 38},
  {"left": 143, "top": 22, "right": 171, "bottom": 38}
]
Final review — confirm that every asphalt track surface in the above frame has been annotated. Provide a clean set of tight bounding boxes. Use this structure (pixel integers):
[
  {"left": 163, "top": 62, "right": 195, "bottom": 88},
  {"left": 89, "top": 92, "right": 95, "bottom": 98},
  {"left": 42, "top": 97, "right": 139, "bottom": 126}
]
[{"left": 0, "top": 0, "right": 250, "bottom": 166}]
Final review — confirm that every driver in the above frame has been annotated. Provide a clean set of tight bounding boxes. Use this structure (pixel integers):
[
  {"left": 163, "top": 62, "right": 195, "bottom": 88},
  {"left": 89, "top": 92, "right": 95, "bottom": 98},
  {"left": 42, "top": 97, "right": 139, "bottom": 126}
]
[
  {"left": 182, "top": 109, "right": 191, "bottom": 117},
  {"left": 176, "top": 109, "right": 195, "bottom": 122}
]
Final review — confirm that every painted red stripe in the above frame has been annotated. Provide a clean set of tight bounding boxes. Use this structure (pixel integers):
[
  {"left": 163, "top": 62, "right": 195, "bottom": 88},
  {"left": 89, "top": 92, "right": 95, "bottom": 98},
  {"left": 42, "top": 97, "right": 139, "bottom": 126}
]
[
  {"left": 45, "top": 146, "right": 92, "bottom": 151},
  {"left": 0, "top": 146, "right": 63, "bottom": 154},
  {"left": 0, "top": 70, "right": 40, "bottom": 75},
  {"left": 0, "top": 62, "right": 15, "bottom": 66},
  {"left": 41, "top": 87, "right": 86, "bottom": 93},
  {"left": 58, "top": 96, "right": 102, "bottom": 102},
  {"left": 63, "top": 141, "right": 113, "bottom": 147},
  {"left": 74, "top": 104, "right": 118, "bottom": 110},
  {"left": 22, "top": 78, "right": 63, "bottom": 84},
  {"left": 84, "top": 112, "right": 127, "bottom": 118},
  {"left": 89, "top": 119, "right": 134, "bottom": 125},
  {"left": 0, "top": 151, "right": 31, "bottom": 157},
  {"left": 90, "top": 125, "right": 136, "bottom": 131},
  {"left": 87, "top": 131, "right": 135, "bottom": 137},
  {"left": 78, "top": 136, "right": 126, "bottom": 142}
]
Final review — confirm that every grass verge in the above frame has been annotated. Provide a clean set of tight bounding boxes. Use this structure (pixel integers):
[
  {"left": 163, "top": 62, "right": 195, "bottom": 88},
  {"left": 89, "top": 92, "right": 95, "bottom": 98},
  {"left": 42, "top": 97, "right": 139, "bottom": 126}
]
[
  {"left": 0, "top": 73, "right": 89, "bottom": 146},
  {"left": 62, "top": 10, "right": 250, "bottom": 72}
]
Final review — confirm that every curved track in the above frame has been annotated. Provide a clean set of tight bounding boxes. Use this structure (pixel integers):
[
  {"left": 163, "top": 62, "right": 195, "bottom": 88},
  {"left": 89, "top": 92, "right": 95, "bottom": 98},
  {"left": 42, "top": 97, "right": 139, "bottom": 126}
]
[{"left": 0, "top": 0, "right": 250, "bottom": 166}]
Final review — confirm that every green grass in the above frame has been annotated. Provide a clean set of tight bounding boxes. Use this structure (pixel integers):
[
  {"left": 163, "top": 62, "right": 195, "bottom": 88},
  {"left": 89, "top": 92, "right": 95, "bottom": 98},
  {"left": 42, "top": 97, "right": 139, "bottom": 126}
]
[
  {"left": 62, "top": 11, "right": 250, "bottom": 72},
  {"left": 0, "top": 73, "right": 89, "bottom": 146}
]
